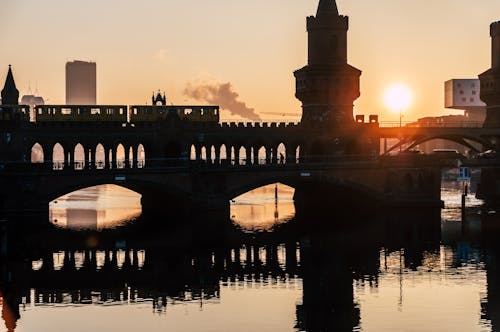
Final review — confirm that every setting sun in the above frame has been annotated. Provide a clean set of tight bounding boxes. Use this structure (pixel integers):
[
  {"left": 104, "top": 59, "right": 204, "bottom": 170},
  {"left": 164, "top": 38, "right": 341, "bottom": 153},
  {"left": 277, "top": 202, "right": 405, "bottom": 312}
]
[{"left": 384, "top": 84, "right": 413, "bottom": 112}]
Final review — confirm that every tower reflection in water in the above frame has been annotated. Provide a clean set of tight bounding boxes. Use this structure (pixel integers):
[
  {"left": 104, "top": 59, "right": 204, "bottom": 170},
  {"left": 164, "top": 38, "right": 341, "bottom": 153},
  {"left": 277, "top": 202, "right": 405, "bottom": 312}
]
[{"left": 1, "top": 188, "right": 498, "bottom": 331}]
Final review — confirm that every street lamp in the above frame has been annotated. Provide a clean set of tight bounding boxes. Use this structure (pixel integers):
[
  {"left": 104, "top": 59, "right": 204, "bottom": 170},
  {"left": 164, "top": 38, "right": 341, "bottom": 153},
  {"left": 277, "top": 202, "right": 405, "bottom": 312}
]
[
  {"left": 384, "top": 84, "right": 412, "bottom": 151},
  {"left": 384, "top": 84, "right": 412, "bottom": 126}
]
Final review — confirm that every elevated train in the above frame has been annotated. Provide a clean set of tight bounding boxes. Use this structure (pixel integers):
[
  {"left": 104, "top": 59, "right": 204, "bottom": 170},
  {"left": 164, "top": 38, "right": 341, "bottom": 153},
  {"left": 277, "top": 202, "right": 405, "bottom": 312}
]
[{"left": 30, "top": 104, "right": 219, "bottom": 123}]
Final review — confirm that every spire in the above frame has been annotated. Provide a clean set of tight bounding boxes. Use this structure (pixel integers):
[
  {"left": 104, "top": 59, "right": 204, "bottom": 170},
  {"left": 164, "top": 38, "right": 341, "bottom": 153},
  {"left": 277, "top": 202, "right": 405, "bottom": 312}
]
[
  {"left": 316, "top": 0, "right": 339, "bottom": 17},
  {"left": 1, "top": 65, "right": 19, "bottom": 105}
]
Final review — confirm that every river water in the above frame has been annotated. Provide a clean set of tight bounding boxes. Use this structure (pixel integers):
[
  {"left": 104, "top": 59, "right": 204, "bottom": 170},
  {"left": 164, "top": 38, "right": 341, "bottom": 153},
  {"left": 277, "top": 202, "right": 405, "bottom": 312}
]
[{"left": 2, "top": 181, "right": 500, "bottom": 331}]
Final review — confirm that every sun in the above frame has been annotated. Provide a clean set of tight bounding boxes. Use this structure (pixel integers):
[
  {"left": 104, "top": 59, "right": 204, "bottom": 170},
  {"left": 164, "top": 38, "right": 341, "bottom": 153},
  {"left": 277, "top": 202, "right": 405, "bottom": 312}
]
[{"left": 384, "top": 84, "right": 412, "bottom": 112}]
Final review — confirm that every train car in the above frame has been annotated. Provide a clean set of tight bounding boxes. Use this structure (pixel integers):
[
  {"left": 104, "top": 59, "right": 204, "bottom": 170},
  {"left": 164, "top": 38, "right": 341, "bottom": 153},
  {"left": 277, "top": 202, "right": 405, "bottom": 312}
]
[
  {"left": 129, "top": 105, "right": 219, "bottom": 123},
  {"left": 35, "top": 105, "right": 128, "bottom": 122}
]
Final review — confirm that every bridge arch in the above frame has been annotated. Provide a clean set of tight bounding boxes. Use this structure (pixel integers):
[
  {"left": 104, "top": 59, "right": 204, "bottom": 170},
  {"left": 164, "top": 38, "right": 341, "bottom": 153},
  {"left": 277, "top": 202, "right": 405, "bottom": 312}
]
[
  {"left": 190, "top": 144, "right": 197, "bottom": 161},
  {"left": 137, "top": 144, "right": 145, "bottom": 168},
  {"left": 74, "top": 143, "right": 86, "bottom": 170},
  {"left": 45, "top": 177, "right": 190, "bottom": 207},
  {"left": 116, "top": 143, "right": 125, "bottom": 168},
  {"left": 238, "top": 146, "right": 246, "bottom": 165},
  {"left": 30, "top": 143, "right": 44, "bottom": 163},
  {"left": 53, "top": 143, "right": 65, "bottom": 170},
  {"left": 258, "top": 146, "right": 266, "bottom": 164},
  {"left": 95, "top": 143, "right": 105, "bottom": 169},
  {"left": 277, "top": 143, "right": 286, "bottom": 164},
  {"left": 386, "top": 135, "right": 493, "bottom": 155},
  {"left": 227, "top": 174, "right": 381, "bottom": 202}
]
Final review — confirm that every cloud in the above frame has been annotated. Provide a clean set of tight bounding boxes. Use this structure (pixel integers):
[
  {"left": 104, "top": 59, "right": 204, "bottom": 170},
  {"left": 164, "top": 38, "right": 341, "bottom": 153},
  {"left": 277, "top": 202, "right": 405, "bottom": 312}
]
[
  {"left": 152, "top": 49, "right": 168, "bottom": 61},
  {"left": 183, "top": 81, "right": 261, "bottom": 121}
]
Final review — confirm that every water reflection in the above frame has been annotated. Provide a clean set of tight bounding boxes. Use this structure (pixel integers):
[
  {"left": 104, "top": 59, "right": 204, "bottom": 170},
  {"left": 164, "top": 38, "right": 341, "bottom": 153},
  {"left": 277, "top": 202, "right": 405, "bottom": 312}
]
[
  {"left": 230, "top": 183, "right": 295, "bottom": 231},
  {"left": 49, "top": 185, "right": 142, "bottom": 230},
  {"left": 3, "top": 186, "right": 500, "bottom": 331}
]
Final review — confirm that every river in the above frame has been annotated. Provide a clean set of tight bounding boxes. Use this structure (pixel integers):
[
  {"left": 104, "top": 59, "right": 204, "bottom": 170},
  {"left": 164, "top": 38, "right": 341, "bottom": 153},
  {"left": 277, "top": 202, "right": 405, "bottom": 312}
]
[{"left": 1, "top": 181, "right": 499, "bottom": 332}]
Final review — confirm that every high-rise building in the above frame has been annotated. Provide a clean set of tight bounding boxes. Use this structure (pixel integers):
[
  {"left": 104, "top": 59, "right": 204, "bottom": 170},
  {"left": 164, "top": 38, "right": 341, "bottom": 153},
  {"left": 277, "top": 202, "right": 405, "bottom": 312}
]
[{"left": 65, "top": 60, "right": 96, "bottom": 105}]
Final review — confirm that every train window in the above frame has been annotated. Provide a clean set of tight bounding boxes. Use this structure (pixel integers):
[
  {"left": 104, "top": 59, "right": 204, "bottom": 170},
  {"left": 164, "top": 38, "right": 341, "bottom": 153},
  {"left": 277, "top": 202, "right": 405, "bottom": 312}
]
[
  {"left": 134, "top": 109, "right": 138, "bottom": 115},
  {"left": 200, "top": 109, "right": 204, "bottom": 115},
  {"left": 184, "top": 109, "right": 193, "bottom": 115},
  {"left": 214, "top": 109, "right": 218, "bottom": 115},
  {"left": 61, "top": 108, "right": 72, "bottom": 115},
  {"left": 91, "top": 108, "right": 101, "bottom": 115},
  {"left": 38, "top": 109, "right": 42, "bottom": 115},
  {"left": 119, "top": 108, "right": 124, "bottom": 115}
]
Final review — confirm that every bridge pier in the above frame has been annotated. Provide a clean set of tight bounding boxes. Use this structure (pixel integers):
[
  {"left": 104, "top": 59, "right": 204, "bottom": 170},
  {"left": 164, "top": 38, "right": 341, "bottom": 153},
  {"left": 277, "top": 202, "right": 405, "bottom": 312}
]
[{"left": 477, "top": 167, "right": 500, "bottom": 204}]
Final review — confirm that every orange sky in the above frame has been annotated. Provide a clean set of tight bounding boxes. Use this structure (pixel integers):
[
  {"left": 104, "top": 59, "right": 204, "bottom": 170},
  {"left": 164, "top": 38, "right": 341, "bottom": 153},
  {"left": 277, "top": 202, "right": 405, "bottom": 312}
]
[{"left": 1, "top": 0, "right": 499, "bottom": 123}]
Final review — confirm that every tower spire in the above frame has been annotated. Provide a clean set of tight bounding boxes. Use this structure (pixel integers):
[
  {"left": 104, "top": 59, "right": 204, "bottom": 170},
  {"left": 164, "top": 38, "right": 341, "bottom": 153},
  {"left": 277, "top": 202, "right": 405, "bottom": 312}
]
[
  {"left": 1, "top": 65, "right": 19, "bottom": 105},
  {"left": 316, "top": 0, "right": 339, "bottom": 17}
]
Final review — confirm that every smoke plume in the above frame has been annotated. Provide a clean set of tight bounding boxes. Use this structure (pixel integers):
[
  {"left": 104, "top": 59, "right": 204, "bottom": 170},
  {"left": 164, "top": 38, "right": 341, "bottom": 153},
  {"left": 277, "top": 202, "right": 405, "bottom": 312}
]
[{"left": 183, "top": 81, "right": 261, "bottom": 121}]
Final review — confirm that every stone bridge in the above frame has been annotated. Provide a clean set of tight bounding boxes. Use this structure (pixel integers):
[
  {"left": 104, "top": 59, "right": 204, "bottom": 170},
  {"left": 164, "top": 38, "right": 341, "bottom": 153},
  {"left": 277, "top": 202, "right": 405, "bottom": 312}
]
[{"left": 0, "top": 155, "right": 442, "bottom": 220}]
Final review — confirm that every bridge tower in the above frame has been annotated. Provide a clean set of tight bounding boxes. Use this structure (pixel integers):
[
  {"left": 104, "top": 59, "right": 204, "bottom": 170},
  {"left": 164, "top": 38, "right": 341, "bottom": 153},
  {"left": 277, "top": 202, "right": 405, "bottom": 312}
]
[
  {"left": 1, "top": 65, "right": 19, "bottom": 105},
  {"left": 480, "top": 21, "right": 500, "bottom": 128},
  {"left": 294, "top": 0, "right": 361, "bottom": 129}
]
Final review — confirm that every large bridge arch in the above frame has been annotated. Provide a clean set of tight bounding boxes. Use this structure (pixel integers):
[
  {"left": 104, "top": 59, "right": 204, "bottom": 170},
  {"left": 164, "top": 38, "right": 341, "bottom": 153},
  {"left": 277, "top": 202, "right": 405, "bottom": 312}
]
[
  {"left": 44, "top": 177, "right": 190, "bottom": 205},
  {"left": 226, "top": 173, "right": 382, "bottom": 202}
]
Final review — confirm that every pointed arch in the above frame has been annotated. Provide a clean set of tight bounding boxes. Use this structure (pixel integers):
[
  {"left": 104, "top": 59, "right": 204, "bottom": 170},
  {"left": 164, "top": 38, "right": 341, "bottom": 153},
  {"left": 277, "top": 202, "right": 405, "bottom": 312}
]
[
  {"left": 277, "top": 143, "right": 286, "bottom": 164},
  {"left": 31, "top": 143, "right": 44, "bottom": 163},
  {"left": 220, "top": 144, "right": 227, "bottom": 163},
  {"left": 230, "top": 146, "right": 236, "bottom": 165},
  {"left": 258, "top": 146, "right": 266, "bottom": 165},
  {"left": 210, "top": 145, "right": 216, "bottom": 164},
  {"left": 137, "top": 144, "right": 145, "bottom": 168},
  {"left": 74, "top": 143, "right": 85, "bottom": 170},
  {"left": 190, "top": 144, "right": 197, "bottom": 161},
  {"left": 52, "top": 143, "right": 65, "bottom": 170},
  {"left": 116, "top": 144, "right": 125, "bottom": 168},
  {"left": 201, "top": 146, "right": 207, "bottom": 161},
  {"left": 128, "top": 146, "right": 134, "bottom": 168},
  {"left": 95, "top": 144, "right": 105, "bottom": 169},
  {"left": 239, "top": 146, "right": 246, "bottom": 165}
]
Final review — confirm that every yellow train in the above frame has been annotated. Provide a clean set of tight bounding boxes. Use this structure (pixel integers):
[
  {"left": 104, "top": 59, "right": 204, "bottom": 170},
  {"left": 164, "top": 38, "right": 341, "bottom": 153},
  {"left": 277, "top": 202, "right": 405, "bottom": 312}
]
[
  {"left": 129, "top": 105, "right": 219, "bottom": 123},
  {"left": 35, "top": 105, "right": 128, "bottom": 122}
]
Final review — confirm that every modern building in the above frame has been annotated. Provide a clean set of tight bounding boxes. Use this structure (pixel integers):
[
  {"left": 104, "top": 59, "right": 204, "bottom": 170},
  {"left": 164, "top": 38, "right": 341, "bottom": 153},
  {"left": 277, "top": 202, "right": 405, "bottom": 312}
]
[
  {"left": 413, "top": 79, "right": 488, "bottom": 155},
  {"left": 65, "top": 60, "right": 96, "bottom": 105},
  {"left": 444, "top": 79, "right": 486, "bottom": 123}
]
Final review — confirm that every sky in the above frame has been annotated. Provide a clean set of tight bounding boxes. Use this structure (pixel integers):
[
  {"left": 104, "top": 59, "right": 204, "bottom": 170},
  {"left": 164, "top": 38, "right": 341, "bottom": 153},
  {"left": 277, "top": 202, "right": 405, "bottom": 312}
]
[{"left": 0, "top": 0, "right": 499, "bottom": 123}]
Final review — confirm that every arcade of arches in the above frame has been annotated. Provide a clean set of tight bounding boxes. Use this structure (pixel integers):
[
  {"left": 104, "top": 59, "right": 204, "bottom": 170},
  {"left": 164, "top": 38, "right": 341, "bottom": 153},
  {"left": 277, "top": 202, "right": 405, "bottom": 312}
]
[{"left": 30, "top": 142, "right": 146, "bottom": 170}]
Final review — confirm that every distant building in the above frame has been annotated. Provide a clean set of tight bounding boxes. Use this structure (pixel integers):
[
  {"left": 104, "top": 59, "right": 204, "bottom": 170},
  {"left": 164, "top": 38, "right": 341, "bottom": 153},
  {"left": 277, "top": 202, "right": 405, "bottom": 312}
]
[
  {"left": 21, "top": 93, "right": 44, "bottom": 122},
  {"left": 444, "top": 79, "right": 486, "bottom": 124},
  {"left": 21, "top": 94, "right": 44, "bottom": 109},
  {"left": 414, "top": 79, "right": 487, "bottom": 155},
  {"left": 65, "top": 60, "right": 96, "bottom": 105}
]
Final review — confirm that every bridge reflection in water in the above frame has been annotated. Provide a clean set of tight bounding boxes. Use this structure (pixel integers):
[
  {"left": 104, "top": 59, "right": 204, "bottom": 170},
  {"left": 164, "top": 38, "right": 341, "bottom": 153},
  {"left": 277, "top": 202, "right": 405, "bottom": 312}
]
[
  {"left": 49, "top": 185, "right": 142, "bottom": 230},
  {"left": 2, "top": 192, "right": 500, "bottom": 332}
]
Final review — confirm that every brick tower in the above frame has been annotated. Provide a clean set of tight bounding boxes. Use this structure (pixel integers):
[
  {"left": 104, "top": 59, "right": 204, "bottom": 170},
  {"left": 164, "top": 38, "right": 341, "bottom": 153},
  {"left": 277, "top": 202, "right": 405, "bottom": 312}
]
[{"left": 294, "top": 0, "right": 361, "bottom": 129}]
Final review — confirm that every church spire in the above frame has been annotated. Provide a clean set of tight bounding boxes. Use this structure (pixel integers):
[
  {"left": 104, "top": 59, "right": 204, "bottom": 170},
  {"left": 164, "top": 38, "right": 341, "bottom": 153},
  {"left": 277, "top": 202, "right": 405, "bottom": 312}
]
[
  {"left": 1, "top": 65, "right": 19, "bottom": 105},
  {"left": 316, "top": 0, "right": 339, "bottom": 17}
]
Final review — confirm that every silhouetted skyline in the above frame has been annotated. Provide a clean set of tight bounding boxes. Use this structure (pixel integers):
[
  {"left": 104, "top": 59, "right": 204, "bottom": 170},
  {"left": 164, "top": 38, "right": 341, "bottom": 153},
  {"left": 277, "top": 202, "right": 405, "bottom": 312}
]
[{"left": 0, "top": 1, "right": 499, "bottom": 122}]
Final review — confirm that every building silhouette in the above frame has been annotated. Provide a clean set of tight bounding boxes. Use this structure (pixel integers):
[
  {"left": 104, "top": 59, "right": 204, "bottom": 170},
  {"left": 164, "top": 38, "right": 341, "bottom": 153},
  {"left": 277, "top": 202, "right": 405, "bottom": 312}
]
[
  {"left": 480, "top": 22, "right": 500, "bottom": 128},
  {"left": 294, "top": 0, "right": 361, "bottom": 128},
  {"left": 65, "top": 60, "right": 96, "bottom": 105},
  {"left": 1, "top": 65, "right": 19, "bottom": 105}
]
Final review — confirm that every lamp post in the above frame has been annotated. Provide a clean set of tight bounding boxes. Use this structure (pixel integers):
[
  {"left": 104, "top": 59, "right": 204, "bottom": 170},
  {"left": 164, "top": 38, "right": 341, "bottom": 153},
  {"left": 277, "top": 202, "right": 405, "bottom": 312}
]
[{"left": 384, "top": 84, "right": 412, "bottom": 153}]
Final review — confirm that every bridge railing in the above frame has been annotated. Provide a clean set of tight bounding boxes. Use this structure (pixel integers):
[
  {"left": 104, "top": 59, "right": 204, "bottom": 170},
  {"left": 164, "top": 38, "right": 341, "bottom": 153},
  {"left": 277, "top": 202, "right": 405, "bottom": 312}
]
[{"left": 379, "top": 121, "right": 483, "bottom": 128}]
